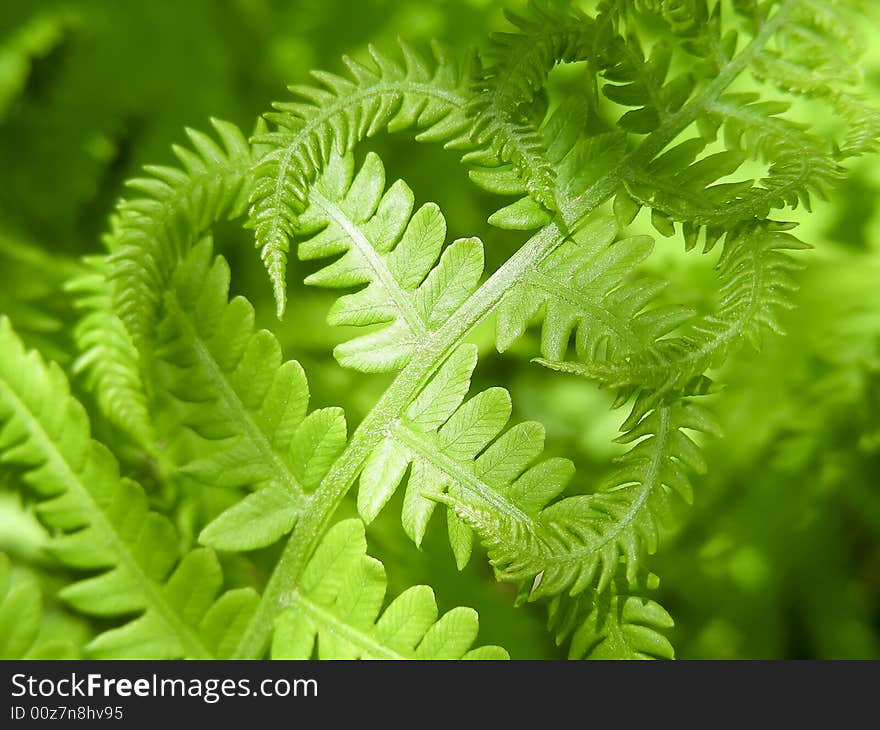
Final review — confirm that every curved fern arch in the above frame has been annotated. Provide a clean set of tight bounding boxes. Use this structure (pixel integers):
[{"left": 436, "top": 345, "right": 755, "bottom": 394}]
[
  {"left": 2, "top": 0, "right": 876, "bottom": 660},
  {"left": 233, "top": 0, "right": 878, "bottom": 658}
]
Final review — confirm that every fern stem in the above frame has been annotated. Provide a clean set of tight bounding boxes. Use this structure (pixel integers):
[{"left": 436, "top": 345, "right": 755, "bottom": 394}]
[{"left": 234, "top": 222, "right": 561, "bottom": 657}]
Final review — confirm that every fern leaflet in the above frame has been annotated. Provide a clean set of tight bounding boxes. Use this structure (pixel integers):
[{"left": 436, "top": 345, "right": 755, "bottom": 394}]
[
  {"left": 548, "top": 577, "right": 674, "bottom": 660},
  {"left": 272, "top": 519, "right": 508, "bottom": 659},
  {"left": 295, "top": 152, "right": 484, "bottom": 372},
  {"left": 0, "top": 316, "right": 258, "bottom": 659},
  {"left": 0, "top": 554, "right": 81, "bottom": 659},
  {"left": 155, "top": 240, "right": 348, "bottom": 552}
]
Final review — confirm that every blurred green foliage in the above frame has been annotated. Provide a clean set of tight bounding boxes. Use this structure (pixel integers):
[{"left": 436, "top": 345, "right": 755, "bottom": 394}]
[{"left": 0, "top": 0, "right": 878, "bottom": 658}]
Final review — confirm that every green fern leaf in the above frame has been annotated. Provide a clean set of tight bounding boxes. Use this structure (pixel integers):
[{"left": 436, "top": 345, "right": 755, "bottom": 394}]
[
  {"left": 355, "top": 345, "right": 558, "bottom": 564},
  {"left": 250, "top": 42, "right": 476, "bottom": 316},
  {"left": 548, "top": 580, "right": 675, "bottom": 660},
  {"left": 470, "top": 95, "right": 618, "bottom": 232},
  {"left": 447, "top": 390, "right": 717, "bottom": 596},
  {"left": 295, "top": 152, "right": 484, "bottom": 372},
  {"left": 0, "top": 316, "right": 258, "bottom": 658},
  {"left": 746, "top": 0, "right": 880, "bottom": 157},
  {"left": 351, "top": 342, "right": 714, "bottom": 593},
  {"left": 601, "top": 35, "right": 695, "bottom": 134},
  {"left": 152, "top": 239, "right": 346, "bottom": 552},
  {"left": 106, "top": 118, "right": 255, "bottom": 352},
  {"left": 74, "top": 119, "right": 256, "bottom": 466},
  {"left": 538, "top": 223, "right": 806, "bottom": 391},
  {"left": 271, "top": 519, "right": 508, "bottom": 659},
  {"left": 66, "top": 257, "right": 152, "bottom": 447},
  {"left": 495, "top": 207, "right": 691, "bottom": 362},
  {"left": 467, "top": 0, "right": 603, "bottom": 210},
  {"left": 621, "top": 96, "right": 846, "bottom": 230},
  {"left": 608, "top": 0, "right": 879, "bottom": 240}
]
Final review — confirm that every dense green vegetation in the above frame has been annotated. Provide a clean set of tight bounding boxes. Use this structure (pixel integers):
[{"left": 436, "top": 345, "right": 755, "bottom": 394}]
[{"left": 1, "top": 0, "right": 878, "bottom": 659}]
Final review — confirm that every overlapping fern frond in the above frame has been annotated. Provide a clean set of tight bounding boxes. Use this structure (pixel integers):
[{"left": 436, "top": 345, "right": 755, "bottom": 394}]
[
  {"left": 468, "top": 0, "right": 600, "bottom": 209},
  {"left": 610, "top": 0, "right": 880, "bottom": 239},
  {"left": 69, "top": 120, "right": 255, "bottom": 449},
  {"left": 67, "top": 256, "right": 151, "bottom": 447},
  {"left": 744, "top": 0, "right": 880, "bottom": 157},
  {"left": 548, "top": 576, "right": 674, "bottom": 660},
  {"left": 250, "top": 41, "right": 477, "bottom": 315},
  {"left": 539, "top": 222, "right": 806, "bottom": 391},
  {"left": 0, "top": 317, "right": 258, "bottom": 659},
  {"left": 106, "top": 118, "right": 255, "bottom": 352},
  {"left": 351, "top": 342, "right": 716, "bottom": 597},
  {"left": 14, "top": 0, "right": 877, "bottom": 662},
  {"left": 495, "top": 208, "right": 691, "bottom": 363},
  {"left": 444, "top": 388, "right": 717, "bottom": 597},
  {"left": 155, "top": 240, "right": 348, "bottom": 552},
  {"left": 272, "top": 519, "right": 508, "bottom": 659}
]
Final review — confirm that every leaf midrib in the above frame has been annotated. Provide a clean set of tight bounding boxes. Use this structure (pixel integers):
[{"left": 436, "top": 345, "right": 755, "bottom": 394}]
[
  {"left": 391, "top": 420, "right": 540, "bottom": 541},
  {"left": 312, "top": 190, "right": 428, "bottom": 337},
  {"left": 288, "top": 590, "right": 404, "bottom": 660}
]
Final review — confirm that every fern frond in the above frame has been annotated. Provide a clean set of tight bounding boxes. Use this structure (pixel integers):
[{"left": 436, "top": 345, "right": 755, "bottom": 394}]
[
  {"left": 507, "top": 217, "right": 803, "bottom": 598},
  {"left": 153, "top": 240, "right": 346, "bottom": 552},
  {"left": 747, "top": 0, "right": 880, "bottom": 157},
  {"left": 294, "top": 152, "right": 484, "bottom": 372},
  {"left": 66, "top": 257, "right": 152, "bottom": 447},
  {"left": 445, "top": 387, "right": 717, "bottom": 597},
  {"left": 250, "top": 41, "right": 477, "bottom": 315},
  {"left": 354, "top": 345, "right": 545, "bottom": 560},
  {"left": 271, "top": 519, "right": 508, "bottom": 659},
  {"left": 601, "top": 0, "right": 878, "bottom": 238},
  {"left": 622, "top": 0, "right": 710, "bottom": 37},
  {"left": 548, "top": 578, "right": 674, "bottom": 660},
  {"left": 351, "top": 342, "right": 714, "bottom": 595},
  {"left": 467, "top": 0, "right": 600, "bottom": 209},
  {"left": 470, "top": 92, "right": 633, "bottom": 233},
  {"left": 599, "top": 29, "right": 697, "bottom": 134},
  {"left": 0, "top": 554, "right": 80, "bottom": 659},
  {"left": 538, "top": 223, "right": 806, "bottom": 391},
  {"left": 477, "top": 0, "right": 594, "bottom": 113},
  {"left": 0, "top": 316, "right": 258, "bottom": 658},
  {"left": 621, "top": 97, "right": 846, "bottom": 230},
  {"left": 106, "top": 118, "right": 254, "bottom": 352},
  {"left": 495, "top": 207, "right": 692, "bottom": 363},
  {"left": 226, "top": 0, "right": 878, "bottom": 656}
]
